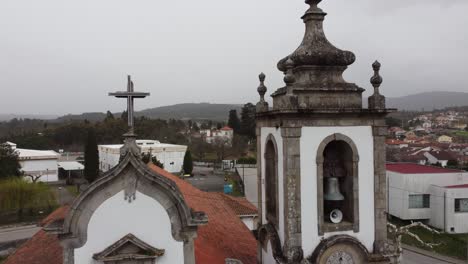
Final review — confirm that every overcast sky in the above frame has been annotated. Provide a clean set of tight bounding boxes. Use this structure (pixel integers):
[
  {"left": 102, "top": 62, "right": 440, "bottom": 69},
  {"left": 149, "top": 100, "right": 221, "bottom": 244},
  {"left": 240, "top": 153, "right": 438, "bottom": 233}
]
[{"left": 1, "top": 0, "right": 467, "bottom": 115}]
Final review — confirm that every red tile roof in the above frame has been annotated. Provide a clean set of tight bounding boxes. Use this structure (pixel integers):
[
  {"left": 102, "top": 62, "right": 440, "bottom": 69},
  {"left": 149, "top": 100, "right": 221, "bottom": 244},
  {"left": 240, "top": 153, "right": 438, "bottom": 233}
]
[
  {"left": 219, "top": 194, "right": 257, "bottom": 216},
  {"left": 445, "top": 184, "right": 468, "bottom": 189},
  {"left": 149, "top": 164, "right": 257, "bottom": 264},
  {"left": 4, "top": 230, "right": 62, "bottom": 264},
  {"left": 220, "top": 126, "right": 233, "bottom": 131},
  {"left": 386, "top": 163, "right": 464, "bottom": 174},
  {"left": 6, "top": 165, "right": 257, "bottom": 264}
]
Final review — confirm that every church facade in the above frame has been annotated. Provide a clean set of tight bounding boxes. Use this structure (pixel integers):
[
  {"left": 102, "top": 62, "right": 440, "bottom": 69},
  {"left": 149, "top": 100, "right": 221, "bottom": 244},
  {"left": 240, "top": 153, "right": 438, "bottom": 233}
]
[{"left": 255, "top": 0, "right": 393, "bottom": 263}]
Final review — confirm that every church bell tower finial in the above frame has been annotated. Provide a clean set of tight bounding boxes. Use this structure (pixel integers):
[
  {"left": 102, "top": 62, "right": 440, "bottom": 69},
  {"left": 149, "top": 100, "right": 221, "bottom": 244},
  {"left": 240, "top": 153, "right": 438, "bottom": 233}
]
[
  {"left": 256, "top": 73, "right": 269, "bottom": 113},
  {"left": 368, "top": 60, "right": 386, "bottom": 110}
]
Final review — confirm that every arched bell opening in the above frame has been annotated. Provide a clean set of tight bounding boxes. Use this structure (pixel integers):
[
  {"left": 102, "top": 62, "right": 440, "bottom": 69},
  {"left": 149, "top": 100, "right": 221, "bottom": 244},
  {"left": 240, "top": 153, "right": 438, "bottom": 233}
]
[
  {"left": 317, "top": 134, "right": 359, "bottom": 235},
  {"left": 264, "top": 135, "right": 279, "bottom": 228}
]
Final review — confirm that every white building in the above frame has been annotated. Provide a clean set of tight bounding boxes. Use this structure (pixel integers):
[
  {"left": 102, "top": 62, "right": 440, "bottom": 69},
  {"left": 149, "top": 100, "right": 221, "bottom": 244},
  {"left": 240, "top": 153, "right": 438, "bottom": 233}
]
[
  {"left": 430, "top": 184, "right": 468, "bottom": 233},
  {"left": 6, "top": 142, "right": 60, "bottom": 182},
  {"left": 387, "top": 163, "right": 468, "bottom": 233},
  {"left": 200, "top": 126, "right": 234, "bottom": 145},
  {"left": 98, "top": 140, "right": 187, "bottom": 174}
]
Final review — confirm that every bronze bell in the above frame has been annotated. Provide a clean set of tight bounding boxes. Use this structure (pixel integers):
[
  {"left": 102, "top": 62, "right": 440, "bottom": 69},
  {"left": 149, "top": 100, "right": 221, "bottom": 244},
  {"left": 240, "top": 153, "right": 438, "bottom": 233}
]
[{"left": 324, "top": 177, "right": 345, "bottom": 201}]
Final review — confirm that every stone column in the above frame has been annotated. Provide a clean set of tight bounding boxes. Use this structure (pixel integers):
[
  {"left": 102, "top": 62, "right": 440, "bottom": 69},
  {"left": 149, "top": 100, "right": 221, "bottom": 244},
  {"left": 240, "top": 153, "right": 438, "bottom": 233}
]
[
  {"left": 281, "top": 127, "right": 303, "bottom": 263},
  {"left": 256, "top": 126, "right": 263, "bottom": 264},
  {"left": 373, "top": 125, "right": 388, "bottom": 254}
]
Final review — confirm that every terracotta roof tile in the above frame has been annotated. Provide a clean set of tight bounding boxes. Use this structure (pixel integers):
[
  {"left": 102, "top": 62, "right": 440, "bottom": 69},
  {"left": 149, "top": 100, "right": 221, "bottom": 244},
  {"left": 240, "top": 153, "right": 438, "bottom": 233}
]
[
  {"left": 4, "top": 230, "right": 62, "bottom": 264},
  {"left": 149, "top": 164, "right": 257, "bottom": 264}
]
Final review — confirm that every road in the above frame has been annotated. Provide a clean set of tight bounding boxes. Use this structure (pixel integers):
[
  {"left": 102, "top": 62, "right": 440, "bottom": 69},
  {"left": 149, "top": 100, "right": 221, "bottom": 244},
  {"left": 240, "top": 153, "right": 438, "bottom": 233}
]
[
  {"left": 184, "top": 166, "right": 224, "bottom": 192},
  {"left": 0, "top": 225, "right": 41, "bottom": 244},
  {"left": 402, "top": 249, "right": 462, "bottom": 264}
]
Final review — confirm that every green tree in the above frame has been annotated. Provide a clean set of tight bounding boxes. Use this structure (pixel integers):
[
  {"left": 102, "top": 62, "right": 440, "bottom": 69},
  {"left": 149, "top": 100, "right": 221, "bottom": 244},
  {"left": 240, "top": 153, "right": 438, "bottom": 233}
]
[
  {"left": 141, "top": 153, "right": 164, "bottom": 169},
  {"left": 0, "top": 143, "right": 21, "bottom": 179},
  {"left": 121, "top": 110, "right": 128, "bottom": 123},
  {"left": 240, "top": 103, "right": 256, "bottom": 139},
  {"left": 447, "top": 159, "right": 459, "bottom": 168},
  {"left": 84, "top": 129, "right": 99, "bottom": 183},
  {"left": 385, "top": 117, "right": 402, "bottom": 128},
  {"left": 183, "top": 150, "right": 193, "bottom": 175},
  {"left": 104, "top": 110, "right": 115, "bottom": 122},
  {"left": 192, "top": 122, "right": 200, "bottom": 132},
  {"left": 0, "top": 178, "right": 57, "bottom": 221},
  {"left": 227, "top": 109, "right": 241, "bottom": 134}
]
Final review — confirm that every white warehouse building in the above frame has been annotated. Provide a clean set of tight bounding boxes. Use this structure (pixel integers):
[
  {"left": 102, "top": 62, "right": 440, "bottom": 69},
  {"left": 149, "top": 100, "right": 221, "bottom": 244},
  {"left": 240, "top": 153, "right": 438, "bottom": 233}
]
[
  {"left": 5, "top": 142, "right": 60, "bottom": 182},
  {"left": 387, "top": 163, "right": 468, "bottom": 233},
  {"left": 98, "top": 140, "right": 187, "bottom": 174}
]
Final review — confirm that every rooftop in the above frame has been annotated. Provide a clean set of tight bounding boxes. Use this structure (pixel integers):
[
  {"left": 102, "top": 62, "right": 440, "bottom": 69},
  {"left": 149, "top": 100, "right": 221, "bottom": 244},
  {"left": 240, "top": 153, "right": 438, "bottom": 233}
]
[
  {"left": 99, "top": 139, "right": 186, "bottom": 150},
  {"left": 386, "top": 163, "right": 464, "bottom": 174},
  {"left": 445, "top": 184, "right": 468, "bottom": 189},
  {"left": 16, "top": 148, "right": 60, "bottom": 159}
]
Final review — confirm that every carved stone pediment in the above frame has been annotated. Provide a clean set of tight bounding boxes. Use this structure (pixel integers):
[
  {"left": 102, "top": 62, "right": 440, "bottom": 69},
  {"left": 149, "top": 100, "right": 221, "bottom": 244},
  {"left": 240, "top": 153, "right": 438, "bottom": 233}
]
[{"left": 93, "top": 233, "right": 164, "bottom": 263}]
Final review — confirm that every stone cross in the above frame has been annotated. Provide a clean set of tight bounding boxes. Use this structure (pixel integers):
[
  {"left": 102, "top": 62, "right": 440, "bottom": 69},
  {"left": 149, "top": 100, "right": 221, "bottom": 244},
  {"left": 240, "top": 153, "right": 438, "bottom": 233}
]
[{"left": 109, "top": 75, "right": 150, "bottom": 136}]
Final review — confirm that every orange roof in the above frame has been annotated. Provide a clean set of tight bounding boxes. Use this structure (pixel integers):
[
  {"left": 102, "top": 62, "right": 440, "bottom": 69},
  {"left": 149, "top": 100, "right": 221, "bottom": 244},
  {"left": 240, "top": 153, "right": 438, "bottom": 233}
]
[
  {"left": 5, "top": 165, "right": 257, "bottom": 264},
  {"left": 149, "top": 164, "right": 257, "bottom": 264},
  {"left": 4, "top": 230, "right": 62, "bottom": 264},
  {"left": 220, "top": 126, "right": 233, "bottom": 131}
]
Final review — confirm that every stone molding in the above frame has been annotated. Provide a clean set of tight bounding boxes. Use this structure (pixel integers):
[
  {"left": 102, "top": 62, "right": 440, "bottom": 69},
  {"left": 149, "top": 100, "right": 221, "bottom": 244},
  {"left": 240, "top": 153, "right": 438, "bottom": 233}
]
[
  {"left": 93, "top": 233, "right": 164, "bottom": 263},
  {"left": 316, "top": 133, "right": 360, "bottom": 235}
]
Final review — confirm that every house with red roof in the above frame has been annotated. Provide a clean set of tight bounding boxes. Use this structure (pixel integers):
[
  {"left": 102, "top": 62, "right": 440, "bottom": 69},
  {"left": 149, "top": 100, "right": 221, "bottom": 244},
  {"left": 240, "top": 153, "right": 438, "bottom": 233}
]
[
  {"left": 387, "top": 163, "right": 468, "bottom": 233},
  {"left": 199, "top": 126, "right": 233, "bottom": 146}
]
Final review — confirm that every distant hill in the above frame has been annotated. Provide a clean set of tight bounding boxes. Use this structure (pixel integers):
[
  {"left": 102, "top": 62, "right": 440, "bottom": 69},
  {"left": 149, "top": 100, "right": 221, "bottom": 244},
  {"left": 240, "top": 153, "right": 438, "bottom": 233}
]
[
  {"left": 3, "top": 92, "right": 468, "bottom": 123},
  {"left": 54, "top": 112, "right": 107, "bottom": 123},
  {"left": 51, "top": 103, "right": 242, "bottom": 122},
  {"left": 387, "top": 91, "right": 468, "bottom": 111},
  {"left": 0, "top": 114, "right": 58, "bottom": 121},
  {"left": 136, "top": 103, "right": 242, "bottom": 121}
]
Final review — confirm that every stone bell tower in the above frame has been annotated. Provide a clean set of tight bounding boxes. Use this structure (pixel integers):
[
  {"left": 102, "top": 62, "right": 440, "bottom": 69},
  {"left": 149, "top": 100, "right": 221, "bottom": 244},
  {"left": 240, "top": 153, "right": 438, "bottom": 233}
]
[{"left": 255, "top": 0, "right": 394, "bottom": 263}]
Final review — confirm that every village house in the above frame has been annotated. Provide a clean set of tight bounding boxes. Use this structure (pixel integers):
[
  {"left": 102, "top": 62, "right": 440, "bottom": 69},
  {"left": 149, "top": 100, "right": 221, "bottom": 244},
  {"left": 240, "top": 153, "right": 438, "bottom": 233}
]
[
  {"left": 437, "top": 135, "right": 453, "bottom": 144},
  {"left": 424, "top": 150, "right": 456, "bottom": 167},
  {"left": 199, "top": 126, "right": 234, "bottom": 145}
]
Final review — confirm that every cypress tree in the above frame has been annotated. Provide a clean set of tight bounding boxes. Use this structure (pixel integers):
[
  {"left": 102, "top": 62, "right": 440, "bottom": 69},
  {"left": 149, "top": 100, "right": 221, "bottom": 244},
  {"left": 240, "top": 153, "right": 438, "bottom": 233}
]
[
  {"left": 183, "top": 150, "right": 193, "bottom": 175},
  {"left": 84, "top": 129, "right": 99, "bottom": 183},
  {"left": 227, "top": 109, "right": 241, "bottom": 134}
]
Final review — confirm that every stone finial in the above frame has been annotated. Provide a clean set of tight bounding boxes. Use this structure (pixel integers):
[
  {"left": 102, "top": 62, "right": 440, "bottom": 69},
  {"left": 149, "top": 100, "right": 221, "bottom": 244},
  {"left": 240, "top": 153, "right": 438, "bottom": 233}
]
[
  {"left": 283, "top": 59, "right": 296, "bottom": 86},
  {"left": 257, "top": 72, "right": 267, "bottom": 101},
  {"left": 368, "top": 60, "right": 386, "bottom": 110},
  {"left": 256, "top": 73, "right": 269, "bottom": 113},
  {"left": 371, "top": 61, "right": 383, "bottom": 89}
]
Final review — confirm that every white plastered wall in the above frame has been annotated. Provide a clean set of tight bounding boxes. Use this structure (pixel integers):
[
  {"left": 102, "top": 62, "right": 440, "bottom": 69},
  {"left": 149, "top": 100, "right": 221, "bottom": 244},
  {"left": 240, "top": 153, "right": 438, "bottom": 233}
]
[
  {"left": 445, "top": 188, "right": 468, "bottom": 233},
  {"left": 301, "top": 126, "right": 375, "bottom": 256},
  {"left": 20, "top": 159, "right": 58, "bottom": 182},
  {"left": 74, "top": 190, "right": 183, "bottom": 264},
  {"left": 260, "top": 127, "right": 284, "bottom": 261}
]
